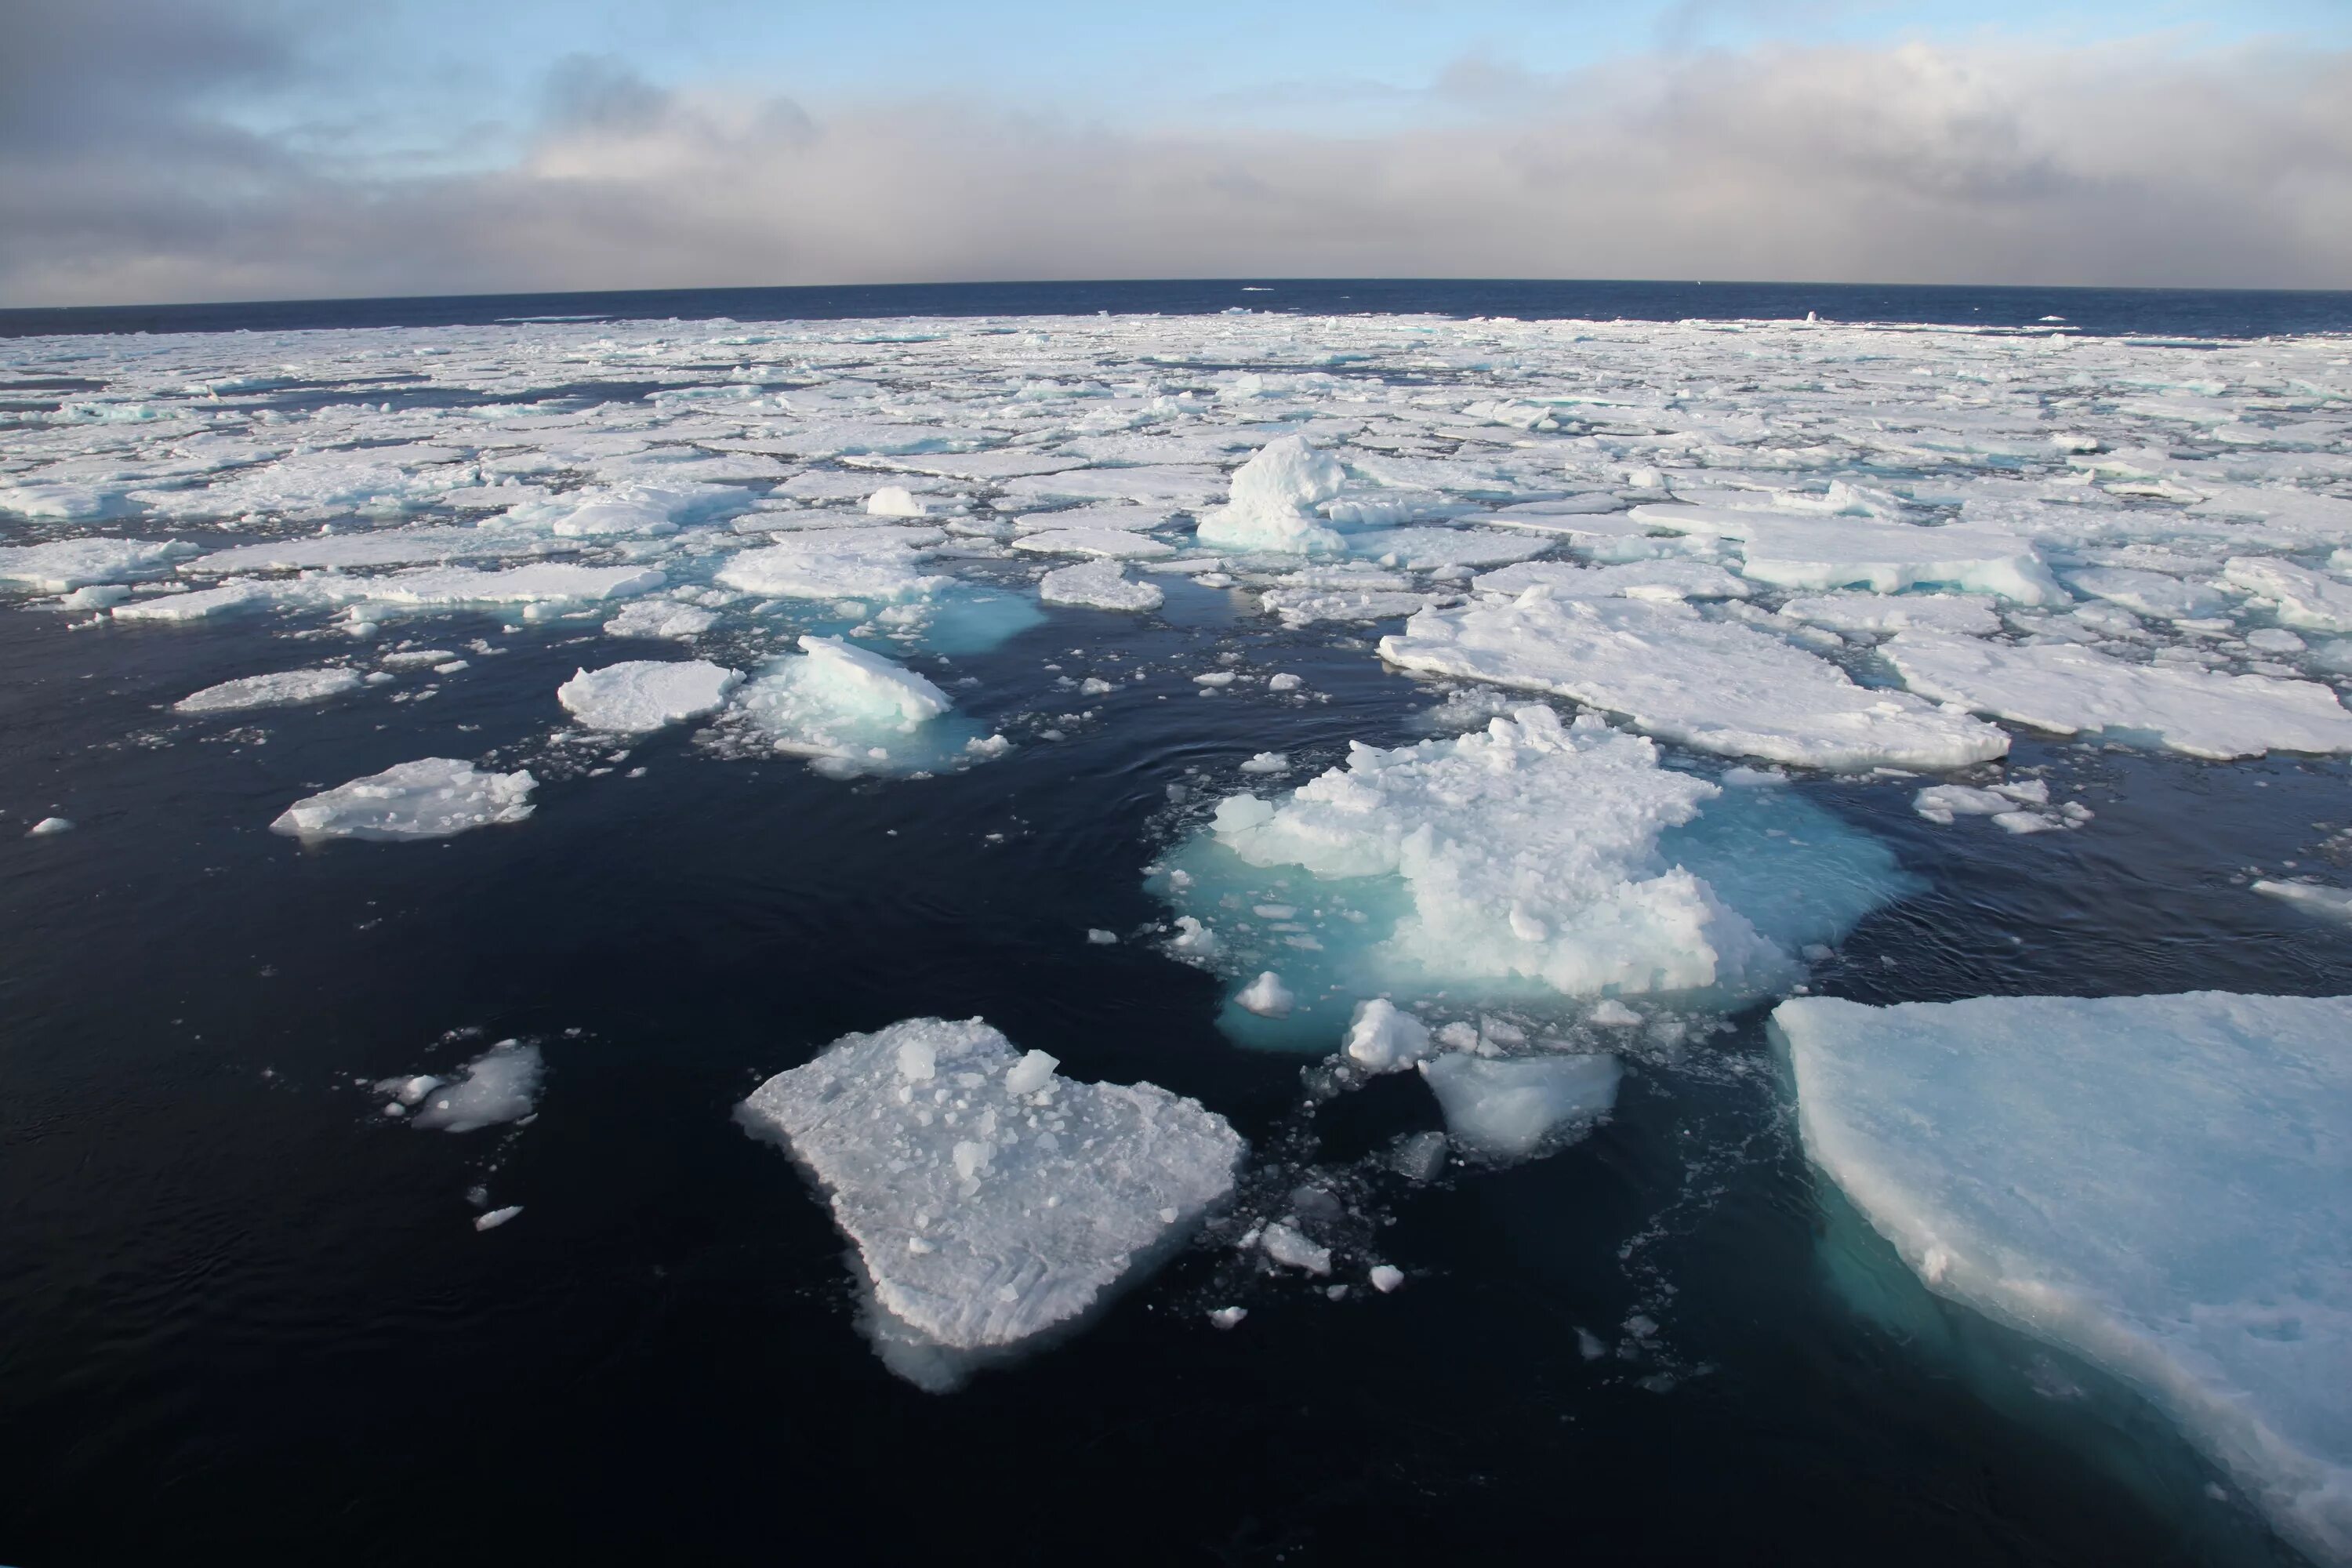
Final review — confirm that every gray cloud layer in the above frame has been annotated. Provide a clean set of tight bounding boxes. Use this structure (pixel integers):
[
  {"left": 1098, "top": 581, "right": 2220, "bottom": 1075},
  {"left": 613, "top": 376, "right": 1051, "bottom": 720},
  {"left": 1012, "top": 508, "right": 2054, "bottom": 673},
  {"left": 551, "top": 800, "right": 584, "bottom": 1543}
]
[{"left": 3, "top": 13, "right": 2347, "bottom": 305}]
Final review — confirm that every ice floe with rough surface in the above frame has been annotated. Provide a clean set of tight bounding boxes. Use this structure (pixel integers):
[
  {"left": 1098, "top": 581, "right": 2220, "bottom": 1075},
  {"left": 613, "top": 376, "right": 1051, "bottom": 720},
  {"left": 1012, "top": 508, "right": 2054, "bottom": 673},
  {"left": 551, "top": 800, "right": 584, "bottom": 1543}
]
[
  {"left": 557, "top": 659, "right": 742, "bottom": 733},
  {"left": 176, "top": 666, "right": 365, "bottom": 714},
  {"left": 1773, "top": 992, "right": 2352, "bottom": 1566},
  {"left": 1884, "top": 632, "right": 2352, "bottom": 760},
  {"left": 2223, "top": 557, "right": 2352, "bottom": 635},
  {"left": 1152, "top": 706, "right": 1907, "bottom": 1046},
  {"left": 0, "top": 537, "right": 194, "bottom": 591},
  {"left": 715, "top": 528, "right": 946, "bottom": 601},
  {"left": 602, "top": 597, "right": 717, "bottom": 640},
  {"left": 397, "top": 1039, "right": 544, "bottom": 1132},
  {"left": 1195, "top": 437, "right": 1348, "bottom": 554},
  {"left": 1038, "top": 558, "right": 1163, "bottom": 612},
  {"left": 1421, "top": 1051, "right": 1622, "bottom": 1161},
  {"left": 734, "top": 636, "right": 987, "bottom": 776},
  {"left": 1474, "top": 559, "right": 1752, "bottom": 602},
  {"left": 736, "top": 1016, "right": 1244, "bottom": 1388},
  {"left": 270, "top": 758, "right": 537, "bottom": 840},
  {"left": 1379, "top": 588, "right": 2009, "bottom": 771},
  {"left": 1777, "top": 593, "right": 2001, "bottom": 637}
]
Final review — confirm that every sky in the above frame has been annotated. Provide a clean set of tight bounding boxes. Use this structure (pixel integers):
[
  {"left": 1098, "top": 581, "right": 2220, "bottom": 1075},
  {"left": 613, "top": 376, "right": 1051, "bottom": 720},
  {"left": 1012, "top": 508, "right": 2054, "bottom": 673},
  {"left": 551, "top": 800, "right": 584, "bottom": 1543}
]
[{"left": 2, "top": 0, "right": 2348, "bottom": 306}]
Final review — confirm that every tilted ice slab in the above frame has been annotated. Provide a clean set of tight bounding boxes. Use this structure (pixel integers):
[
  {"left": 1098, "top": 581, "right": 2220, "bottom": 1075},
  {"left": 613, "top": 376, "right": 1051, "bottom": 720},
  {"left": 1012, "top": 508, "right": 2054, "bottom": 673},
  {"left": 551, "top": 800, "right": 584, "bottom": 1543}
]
[
  {"left": 176, "top": 666, "right": 365, "bottom": 714},
  {"left": 1195, "top": 437, "right": 1349, "bottom": 554},
  {"left": 1378, "top": 588, "right": 2009, "bottom": 771},
  {"left": 557, "top": 659, "right": 742, "bottom": 733},
  {"left": 737, "top": 1016, "right": 1244, "bottom": 1388},
  {"left": 0, "top": 537, "right": 193, "bottom": 591},
  {"left": 270, "top": 758, "right": 536, "bottom": 840},
  {"left": 1038, "top": 558, "right": 1163, "bottom": 612},
  {"left": 735, "top": 636, "right": 985, "bottom": 777},
  {"left": 2223, "top": 557, "right": 2352, "bottom": 636},
  {"left": 1153, "top": 706, "right": 1908, "bottom": 1047},
  {"left": 1884, "top": 631, "right": 2352, "bottom": 760},
  {"left": 1773, "top": 993, "right": 2352, "bottom": 1566},
  {"left": 715, "top": 528, "right": 947, "bottom": 602},
  {"left": 1421, "top": 1052, "right": 1623, "bottom": 1162}
]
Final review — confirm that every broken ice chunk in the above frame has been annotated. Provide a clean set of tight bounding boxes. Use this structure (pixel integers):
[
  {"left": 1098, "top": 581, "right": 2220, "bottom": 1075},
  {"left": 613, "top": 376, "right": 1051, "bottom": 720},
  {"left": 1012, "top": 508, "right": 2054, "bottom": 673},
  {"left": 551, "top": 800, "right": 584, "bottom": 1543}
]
[
  {"left": 1236, "top": 971, "right": 1295, "bottom": 1017},
  {"left": 410, "top": 1040, "right": 543, "bottom": 1133},
  {"left": 270, "top": 759, "right": 535, "bottom": 840},
  {"left": 1421, "top": 1051, "right": 1622, "bottom": 1162}
]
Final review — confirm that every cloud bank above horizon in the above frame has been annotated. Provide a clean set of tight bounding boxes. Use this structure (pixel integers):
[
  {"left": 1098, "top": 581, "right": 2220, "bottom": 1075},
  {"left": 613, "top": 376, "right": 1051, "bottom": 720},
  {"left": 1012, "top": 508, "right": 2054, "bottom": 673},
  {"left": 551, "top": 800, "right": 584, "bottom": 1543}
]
[{"left": 3, "top": 0, "right": 2348, "bottom": 307}]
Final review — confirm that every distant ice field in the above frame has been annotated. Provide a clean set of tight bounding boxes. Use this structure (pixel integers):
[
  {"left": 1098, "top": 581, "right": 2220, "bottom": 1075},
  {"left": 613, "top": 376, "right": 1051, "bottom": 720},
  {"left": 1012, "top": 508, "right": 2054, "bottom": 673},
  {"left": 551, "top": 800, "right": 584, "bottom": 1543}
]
[{"left": 5, "top": 292, "right": 2351, "bottom": 1567}]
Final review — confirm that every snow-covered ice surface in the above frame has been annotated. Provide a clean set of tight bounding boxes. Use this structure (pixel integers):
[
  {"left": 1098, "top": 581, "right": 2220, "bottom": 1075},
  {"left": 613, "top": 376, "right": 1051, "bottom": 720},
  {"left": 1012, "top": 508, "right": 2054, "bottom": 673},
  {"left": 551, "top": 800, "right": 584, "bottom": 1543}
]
[
  {"left": 10, "top": 289, "right": 2352, "bottom": 1565},
  {"left": 738, "top": 1017, "right": 1243, "bottom": 1388},
  {"left": 1774, "top": 993, "right": 2352, "bottom": 1566}
]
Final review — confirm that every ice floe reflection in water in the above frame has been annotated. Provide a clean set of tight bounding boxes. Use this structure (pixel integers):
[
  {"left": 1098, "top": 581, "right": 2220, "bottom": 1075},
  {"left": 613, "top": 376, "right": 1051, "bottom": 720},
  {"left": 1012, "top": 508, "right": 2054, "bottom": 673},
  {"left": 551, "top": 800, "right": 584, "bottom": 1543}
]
[{"left": 5, "top": 285, "right": 2352, "bottom": 1566}]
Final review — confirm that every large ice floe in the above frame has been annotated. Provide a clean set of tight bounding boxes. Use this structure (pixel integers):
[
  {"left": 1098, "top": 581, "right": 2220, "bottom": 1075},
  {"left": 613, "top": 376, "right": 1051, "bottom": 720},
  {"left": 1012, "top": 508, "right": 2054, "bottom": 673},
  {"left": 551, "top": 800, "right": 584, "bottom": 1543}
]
[
  {"left": 1152, "top": 705, "right": 1907, "bottom": 1047},
  {"left": 556, "top": 659, "right": 743, "bottom": 734},
  {"left": 1378, "top": 587, "right": 2009, "bottom": 771},
  {"left": 737, "top": 1017, "right": 1244, "bottom": 1389},
  {"left": 1194, "top": 436, "right": 1349, "bottom": 554},
  {"left": 270, "top": 759, "right": 537, "bottom": 840},
  {"left": 1883, "top": 632, "right": 2352, "bottom": 760},
  {"left": 1773, "top": 993, "right": 2352, "bottom": 1566}
]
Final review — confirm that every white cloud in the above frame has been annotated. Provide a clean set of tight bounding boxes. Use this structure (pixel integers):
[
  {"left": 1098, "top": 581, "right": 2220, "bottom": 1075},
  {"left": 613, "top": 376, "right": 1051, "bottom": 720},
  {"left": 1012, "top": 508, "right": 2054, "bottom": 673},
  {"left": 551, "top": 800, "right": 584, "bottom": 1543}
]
[{"left": 2, "top": 36, "right": 2346, "bottom": 304}]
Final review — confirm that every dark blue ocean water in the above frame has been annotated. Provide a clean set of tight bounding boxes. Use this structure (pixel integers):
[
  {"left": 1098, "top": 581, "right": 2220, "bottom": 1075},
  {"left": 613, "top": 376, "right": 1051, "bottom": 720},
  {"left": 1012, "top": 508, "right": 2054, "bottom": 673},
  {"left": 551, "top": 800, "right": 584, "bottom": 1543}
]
[
  {"left": 5, "top": 277, "right": 2352, "bottom": 341},
  {"left": 2, "top": 285, "right": 2346, "bottom": 1567}
]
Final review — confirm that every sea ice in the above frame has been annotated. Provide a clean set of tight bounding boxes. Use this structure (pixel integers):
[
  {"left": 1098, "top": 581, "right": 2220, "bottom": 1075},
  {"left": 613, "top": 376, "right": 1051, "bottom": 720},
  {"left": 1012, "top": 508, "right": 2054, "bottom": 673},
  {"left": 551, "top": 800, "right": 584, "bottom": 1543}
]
[
  {"left": 1194, "top": 437, "right": 1349, "bottom": 554},
  {"left": 1421, "top": 1051, "right": 1622, "bottom": 1161},
  {"left": 2223, "top": 557, "right": 2352, "bottom": 636},
  {"left": 1378, "top": 588, "right": 2009, "bottom": 771},
  {"left": 2252, "top": 880, "right": 2352, "bottom": 924},
  {"left": 0, "top": 537, "right": 192, "bottom": 592},
  {"left": 1039, "top": 558, "right": 1164, "bottom": 612},
  {"left": 715, "top": 528, "right": 946, "bottom": 602},
  {"left": 408, "top": 1039, "right": 545, "bottom": 1132},
  {"left": 1773, "top": 992, "right": 2352, "bottom": 1566},
  {"left": 556, "top": 659, "right": 743, "bottom": 733},
  {"left": 175, "top": 666, "right": 366, "bottom": 714},
  {"left": 270, "top": 758, "right": 537, "bottom": 840},
  {"left": 602, "top": 597, "right": 718, "bottom": 640},
  {"left": 736, "top": 1017, "right": 1244, "bottom": 1385},
  {"left": 1884, "top": 632, "right": 2352, "bottom": 760},
  {"left": 735, "top": 636, "right": 959, "bottom": 775},
  {"left": 1010, "top": 528, "right": 1175, "bottom": 560}
]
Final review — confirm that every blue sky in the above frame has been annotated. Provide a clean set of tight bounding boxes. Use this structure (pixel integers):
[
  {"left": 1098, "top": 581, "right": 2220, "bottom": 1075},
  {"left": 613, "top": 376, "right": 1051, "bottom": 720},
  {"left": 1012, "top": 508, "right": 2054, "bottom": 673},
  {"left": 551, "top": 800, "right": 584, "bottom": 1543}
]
[{"left": 5, "top": 0, "right": 2349, "bottom": 302}]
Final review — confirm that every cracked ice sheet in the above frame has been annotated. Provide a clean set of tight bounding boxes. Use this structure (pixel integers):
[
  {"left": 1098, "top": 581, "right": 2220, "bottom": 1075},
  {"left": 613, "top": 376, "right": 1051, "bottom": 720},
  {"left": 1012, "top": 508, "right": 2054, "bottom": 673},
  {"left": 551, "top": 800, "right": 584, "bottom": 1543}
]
[
  {"left": 1882, "top": 631, "right": 2352, "bottom": 760},
  {"left": 1773, "top": 992, "right": 2352, "bottom": 1567},
  {"left": 1378, "top": 588, "right": 2009, "bottom": 771},
  {"left": 737, "top": 1016, "right": 1243, "bottom": 1389}
]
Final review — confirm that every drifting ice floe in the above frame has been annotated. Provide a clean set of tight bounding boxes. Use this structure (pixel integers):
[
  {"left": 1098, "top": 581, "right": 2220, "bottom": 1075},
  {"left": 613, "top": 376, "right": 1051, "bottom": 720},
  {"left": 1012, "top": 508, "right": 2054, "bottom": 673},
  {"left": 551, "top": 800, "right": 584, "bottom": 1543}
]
[
  {"left": 1421, "top": 1051, "right": 1622, "bottom": 1161},
  {"left": 1153, "top": 705, "right": 1905, "bottom": 1045},
  {"left": 2252, "top": 880, "right": 2352, "bottom": 924},
  {"left": 270, "top": 758, "right": 537, "bottom": 840},
  {"left": 1009, "top": 528, "right": 1174, "bottom": 560},
  {"left": 1883, "top": 631, "right": 2352, "bottom": 760},
  {"left": 735, "top": 636, "right": 975, "bottom": 775},
  {"left": 175, "top": 666, "right": 365, "bottom": 714},
  {"left": 715, "top": 528, "right": 946, "bottom": 602},
  {"left": 2222, "top": 557, "right": 2352, "bottom": 636},
  {"left": 398, "top": 1039, "right": 544, "bottom": 1133},
  {"left": 556, "top": 659, "right": 743, "bottom": 734},
  {"left": 1378, "top": 587, "right": 2009, "bottom": 771},
  {"left": 0, "top": 537, "right": 192, "bottom": 591},
  {"left": 736, "top": 1016, "right": 1244, "bottom": 1388},
  {"left": 1195, "top": 437, "right": 1348, "bottom": 554},
  {"left": 1038, "top": 558, "right": 1164, "bottom": 612},
  {"left": 1773, "top": 992, "right": 2352, "bottom": 1566}
]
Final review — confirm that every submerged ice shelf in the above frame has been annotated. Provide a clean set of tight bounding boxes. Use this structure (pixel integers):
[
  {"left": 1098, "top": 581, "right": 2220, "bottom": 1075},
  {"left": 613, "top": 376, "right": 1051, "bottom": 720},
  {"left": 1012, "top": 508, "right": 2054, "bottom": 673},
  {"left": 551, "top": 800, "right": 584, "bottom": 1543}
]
[{"left": 738, "top": 1018, "right": 1245, "bottom": 1389}]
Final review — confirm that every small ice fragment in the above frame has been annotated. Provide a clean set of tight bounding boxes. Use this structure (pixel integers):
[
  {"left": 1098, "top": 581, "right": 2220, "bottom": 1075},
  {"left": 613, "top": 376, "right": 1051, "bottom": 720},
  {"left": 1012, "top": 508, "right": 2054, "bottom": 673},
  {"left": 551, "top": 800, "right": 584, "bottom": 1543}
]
[
  {"left": 1268, "top": 673, "right": 1303, "bottom": 691},
  {"left": 1236, "top": 971, "right": 1295, "bottom": 1017},
  {"left": 1085, "top": 928, "right": 1120, "bottom": 946},
  {"left": 1002, "top": 1049, "right": 1060, "bottom": 1097},
  {"left": 1261, "top": 1221, "right": 1333, "bottom": 1276},
  {"left": 1239, "top": 752, "right": 1290, "bottom": 774},
  {"left": 474, "top": 1206, "right": 523, "bottom": 1232},
  {"left": 1421, "top": 1052, "right": 1622, "bottom": 1160},
  {"left": 1369, "top": 1265, "right": 1404, "bottom": 1294},
  {"left": 1345, "top": 997, "right": 1432, "bottom": 1073},
  {"left": 26, "top": 817, "right": 73, "bottom": 837},
  {"left": 1210, "top": 1306, "right": 1248, "bottom": 1330},
  {"left": 410, "top": 1040, "right": 543, "bottom": 1132},
  {"left": 1588, "top": 1000, "right": 1643, "bottom": 1028}
]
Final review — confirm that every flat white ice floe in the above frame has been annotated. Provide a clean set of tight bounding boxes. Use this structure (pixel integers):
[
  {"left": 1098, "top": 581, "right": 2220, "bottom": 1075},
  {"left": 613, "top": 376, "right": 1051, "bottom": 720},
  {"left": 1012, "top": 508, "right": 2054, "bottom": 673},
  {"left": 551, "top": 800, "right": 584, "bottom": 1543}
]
[
  {"left": 1884, "top": 631, "right": 2352, "bottom": 760},
  {"left": 1038, "top": 558, "right": 1163, "bottom": 612},
  {"left": 270, "top": 758, "right": 536, "bottom": 840},
  {"left": 1777, "top": 593, "right": 2001, "bottom": 637},
  {"left": 1421, "top": 1051, "right": 1621, "bottom": 1161},
  {"left": 1154, "top": 706, "right": 1907, "bottom": 1045},
  {"left": 736, "top": 1016, "right": 1244, "bottom": 1388},
  {"left": 179, "top": 527, "right": 549, "bottom": 575},
  {"left": 1632, "top": 508, "right": 2067, "bottom": 604},
  {"left": 714, "top": 528, "right": 946, "bottom": 602},
  {"left": 735, "top": 635, "right": 978, "bottom": 775},
  {"left": 1008, "top": 528, "right": 1175, "bottom": 560},
  {"left": 556, "top": 659, "right": 742, "bottom": 733},
  {"left": 319, "top": 562, "right": 667, "bottom": 610},
  {"left": 1773, "top": 992, "right": 2352, "bottom": 1566},
  {"left": 176, "top": 666, "right": 365, "bottom": 714},
  {"left": 0, "top": 537, "right": 193, "bottom": 591},
  {"left": 2223, "top": 557, "right": 2352, "bottom": 635},
  {"left": 401, "top": 1039, "right": 544, "bottom": 1132},
  {"left": 2252, "top": 880, "right": 2352, "bottom": 924},
  {"left": 1378, "top": 587, "right": 2009, "bottom": 771}
]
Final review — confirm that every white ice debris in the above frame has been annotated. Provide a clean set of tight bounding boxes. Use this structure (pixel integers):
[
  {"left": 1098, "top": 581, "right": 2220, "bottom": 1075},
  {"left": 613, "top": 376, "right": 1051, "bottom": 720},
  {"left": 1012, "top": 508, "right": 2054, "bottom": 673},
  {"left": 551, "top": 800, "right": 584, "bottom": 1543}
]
[
  {"left": 270, "top": 758, "right": 536, "bottom": 840},
  {"left": 408, "top": 1039, "right": 544, "bottom": 1132},
  {"left": 1239, "top": 752, "right": 1289, "bottom": 774},
  {"left": 556, "top": 659, "right": 743, "bottom": 733},
  {"left": 1369, "top": 1264, "right": 1405, "bottom": 1293},
  {"left": 2063, "top": 568, "right": 2230, "bottom": 623},
  {"left": 1777, "top": 593, "right": 2002, "bottom": 637},
  {"left": 1379, "top": 589, "right": 2008, "bottom": 771},
  {"left": 716, "top": 528, "right": 946, "bottom": 602},
  {"left": 1344, "top": 997, "right": 1432, "bottom": 1073},
  {"left": 1260, "top": 1221, "right": 1333, "bottom": 1276},
  {"left": 737, "top": 1017, "right": 1244, "bottom": 1380},
  {"left": 1236, "top": 971, "right": 1295, "bottom": 1017},
  {"left": 1474, "top": 559, "right": 1753, "bottom": 602},
  {"left": 0, "top": 537, "right": 192, "bottom": 591},
  {"left": 1884, "top": 632, "right": 2352, "bottom": 760},
  {"left": 2252, "top": 880, "right": 2352, "bottom": 924},
  {"left": 26, "top": 816, "right": 73, "bottom": 837},
  {"left": 1196, "top": 437, "right": 1348, "bottom": 554},
  {"left": 175, "top": 666, "right": 365, "bottom": 714},
  {"left": 1011, "top": 528, "right": 1175, "bottom": 560},
  {"left": 2223, "top": 557, "right": 2352, "bottom": 636},
  {"left": 1421, "top": 1051, "right": 1622, "bottom": 1161},
  {"left": 1773, "top": 993, "right": 2352, "bottom": 1566},
  {"left": 1039, "top": 558, "right": 1164, "bottom": 612},
  {"left": 602, "top": 597, "right": 718, "bottom": 640},
  {"left": 474, "top": 1206, "right": 524, "bottom": 1231}
]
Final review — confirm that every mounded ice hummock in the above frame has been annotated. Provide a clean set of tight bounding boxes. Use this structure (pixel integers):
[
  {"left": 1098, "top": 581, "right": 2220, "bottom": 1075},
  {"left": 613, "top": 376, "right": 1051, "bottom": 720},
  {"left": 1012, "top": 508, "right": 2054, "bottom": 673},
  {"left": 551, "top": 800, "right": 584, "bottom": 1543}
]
[
  {"left": 556, "top": 659, "right": 742, "bottom": 733},
  {"left": 736, "top": 1016, "right": 1245, "bottom": 1388},
  {"left": 0, "top": 537, "right": 192, "bottom": 591},
  {"left": 735, "top": 636, "right": 978, "bottom": 776},
  {"left": 1152, "top": 706, "right": 1907, "bottom": 1046},
  {"left": 1195, "top": 437, "right": 1348, "bottom": 554},
  {"left": 1039, "top": 558, "right": 1163, "bottom": 612},
  {"left": 1421, "top": 1051, "right": 1622, "bottom": 1161},
  {"left": 176, "top": 666, "right": 365, "bottom": 714},
  {"left": 1378, "top": 587, "right": 2009, "bottom": 771},
  {"left": 1884, "top": 631, "right": 2352, "bottom": 760},
  {"left": 1773, "top": 993, "right": 2352, "bottom": 1566},
  {"left": 270, "top": 758, "right": 536, "bottom": 840},
  {"left": 407, "top": 1039, "right": 544, "bottom": 1132}
]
